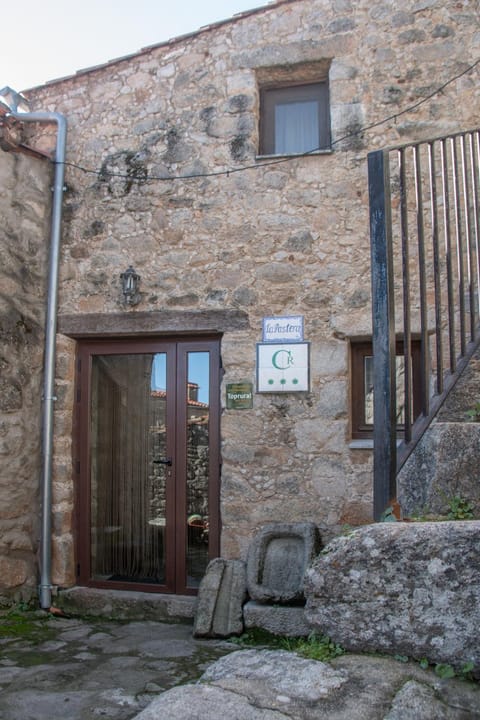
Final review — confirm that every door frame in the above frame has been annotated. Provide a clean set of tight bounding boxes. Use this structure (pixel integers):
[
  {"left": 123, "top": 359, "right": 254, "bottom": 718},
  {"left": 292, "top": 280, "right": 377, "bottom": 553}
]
[{"left": 74, "top": 335, "right": 221, "bottom": 595}]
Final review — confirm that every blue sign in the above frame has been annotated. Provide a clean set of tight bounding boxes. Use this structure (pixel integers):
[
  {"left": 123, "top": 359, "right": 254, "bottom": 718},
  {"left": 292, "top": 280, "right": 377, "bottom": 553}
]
[{"left": 262, "top": 316, "right": 304, "bottom": 343}]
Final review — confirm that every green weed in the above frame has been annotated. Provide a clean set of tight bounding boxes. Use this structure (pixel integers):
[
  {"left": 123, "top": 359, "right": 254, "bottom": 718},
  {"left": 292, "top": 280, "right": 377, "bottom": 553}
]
[
  {"left": 380, "top": 506, "right": 397, "bottom": 522},
  {"left": 466, "top": 401, "right": 480, "bottom": 422},
  {"left": 291, "top": 633, "right": 345, "bottom": 662},
  {"left": 447, "top": 495, "right": 475, "bottom": 520},
  {"left": 435, "top": 663, "right": 456, "bottom": 679},
  {"left": 229, "top": 628, "right": 344, "bottom": 663},
  {"left": 0, "top": 605, "right": 53, "bottom": 642},
  {"left": 432, "top": 661, "right": 476, "bottom": 681},
  {"left": 406, "top": 494, "right": 476, "bottom": 522}
]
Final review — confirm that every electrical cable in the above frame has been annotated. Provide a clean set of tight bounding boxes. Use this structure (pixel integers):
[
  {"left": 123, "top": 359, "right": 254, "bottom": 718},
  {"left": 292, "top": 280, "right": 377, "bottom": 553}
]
[{"left": 58, "top": 56, "right": 480, "bottom": 183}]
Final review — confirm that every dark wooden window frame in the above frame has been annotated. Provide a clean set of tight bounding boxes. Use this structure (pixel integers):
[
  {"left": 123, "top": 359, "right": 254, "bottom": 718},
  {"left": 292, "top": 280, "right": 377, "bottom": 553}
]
[
  {"left": 350, "top": 338, "right": 422, "bottom": 440},
  {"left": 259, "top": 81, "right": 331, "bottom": 156}
]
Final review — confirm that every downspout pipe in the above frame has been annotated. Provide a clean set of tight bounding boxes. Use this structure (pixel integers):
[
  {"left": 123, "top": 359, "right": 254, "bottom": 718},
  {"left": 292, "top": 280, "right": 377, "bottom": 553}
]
[{"left": 8, "top": 110, "right": 67, "bottom": 609}]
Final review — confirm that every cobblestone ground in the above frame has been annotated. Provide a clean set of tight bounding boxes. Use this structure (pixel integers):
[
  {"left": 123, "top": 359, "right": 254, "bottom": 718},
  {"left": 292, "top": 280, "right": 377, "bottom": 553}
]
[
  {"left": 2, "top": 608, "right": 479, "bottom": 720},
  {"left": 0, "top": 609, "right": 233, "bottom": 720}
]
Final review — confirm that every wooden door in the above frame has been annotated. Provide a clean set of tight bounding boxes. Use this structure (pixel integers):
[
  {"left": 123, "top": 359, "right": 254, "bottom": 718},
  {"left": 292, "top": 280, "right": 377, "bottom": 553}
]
[{"left": 75, "top": 337, "right": 220, "bottom": 595}]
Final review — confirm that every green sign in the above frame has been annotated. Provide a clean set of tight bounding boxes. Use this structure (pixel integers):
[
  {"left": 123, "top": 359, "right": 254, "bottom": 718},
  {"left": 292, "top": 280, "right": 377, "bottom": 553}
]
[
  {"left": 226, "top": 382, "right": 253, "bottom": 409},
  {"left": 256, "top": 342, "right": 310, "bottom": 392}
]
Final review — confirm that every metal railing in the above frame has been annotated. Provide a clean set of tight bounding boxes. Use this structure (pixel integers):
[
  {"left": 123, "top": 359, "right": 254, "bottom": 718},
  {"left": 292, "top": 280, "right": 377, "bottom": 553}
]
[{"left": 368, "top": 129, "right": 480, "bottom": 520}]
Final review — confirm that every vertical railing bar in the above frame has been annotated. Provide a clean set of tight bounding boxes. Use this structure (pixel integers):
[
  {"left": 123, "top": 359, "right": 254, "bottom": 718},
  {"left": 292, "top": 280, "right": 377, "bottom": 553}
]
[
  {"left": 368, "top": 129, "right": 480, "bottom": 509},
  {"left": 470, "top": 131, "right": 480, "bottom": 327},
  {"left": 460, "top": 134, "right": 475, "bottom": 341},
  {"left": 368, "top": 149, "right": 397, "bottom": 521},
  {"left": 414, "top": 144, "right": 430, "bottom": 416},
  {"left": 399, "top": 147, "right": 412, "bottom": 443},
  {"left": 451, "top": 136, "right": 467, "bottom": 356},
  {"left": 429, "top": 141, "right": 443, "bottom": 394},
  {"left": 441, "top": 138, "right": 456, "bottom": 372}
]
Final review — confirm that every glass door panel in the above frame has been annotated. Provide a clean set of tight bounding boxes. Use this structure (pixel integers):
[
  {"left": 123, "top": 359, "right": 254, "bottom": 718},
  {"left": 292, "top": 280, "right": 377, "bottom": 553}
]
[
  {"left": 90, "top": 353, "right": 168, "bottom": 585},
  {"left": 186, "top": 351, "right": 210, "bottom": 588}
]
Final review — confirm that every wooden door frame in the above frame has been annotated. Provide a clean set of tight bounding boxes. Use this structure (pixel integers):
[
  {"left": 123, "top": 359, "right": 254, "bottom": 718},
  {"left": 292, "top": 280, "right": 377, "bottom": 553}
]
[{"left": 74, "top": 335, "right": 221, "bottom": 595}]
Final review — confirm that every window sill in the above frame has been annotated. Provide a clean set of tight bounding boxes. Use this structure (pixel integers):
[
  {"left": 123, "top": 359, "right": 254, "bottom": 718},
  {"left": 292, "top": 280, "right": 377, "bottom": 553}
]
[
  {"left": 256, "top": 149, "right": 333, "bottom": 161},
  {"left": 349, "top": 439, "right": 374, "bottom": 450},
  {"left": 349, "top": 439, "right": 404, "bottom": 450}
]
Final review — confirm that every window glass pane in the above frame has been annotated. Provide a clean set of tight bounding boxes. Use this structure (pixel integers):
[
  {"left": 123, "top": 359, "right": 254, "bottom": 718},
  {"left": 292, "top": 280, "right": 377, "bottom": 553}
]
[
  {"left": 364, "top": 356, "right": 374, "bottom": 424},
  {"left": 186, "top": 351, "right": 210, "bottom": 588},
  {"left": 395, "top": 356, "right": 406, "bottom": 424},
  {"left": 151, "top": 352, "right": 166, "bottom": 391},
  {"left": 363, "top": 355, "right": 406, "bottom": 425},
  {"left": 275, "top": 100, "right": 318, "bottom": 154}
]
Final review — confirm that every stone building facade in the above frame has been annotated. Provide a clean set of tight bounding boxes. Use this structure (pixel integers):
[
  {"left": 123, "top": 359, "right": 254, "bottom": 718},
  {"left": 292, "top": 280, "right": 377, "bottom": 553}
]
[
  {"left": 0, "top": 152, "right": 51, "bottom": 598},
  {"left": 1, "top": 0, "right": 479, "bottom": 599}
]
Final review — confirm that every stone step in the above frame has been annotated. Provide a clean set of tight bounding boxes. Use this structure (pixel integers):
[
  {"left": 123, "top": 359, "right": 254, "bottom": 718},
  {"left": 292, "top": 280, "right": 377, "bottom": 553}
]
[
  {"left": 398, "top": 422, "right": 480, "bottom": 516},
  {"left": 243, "top": 600, "right": 313, "bottom": 637},
  {"left": 55, "top": 586, "right": 197, "bottom": 622}
]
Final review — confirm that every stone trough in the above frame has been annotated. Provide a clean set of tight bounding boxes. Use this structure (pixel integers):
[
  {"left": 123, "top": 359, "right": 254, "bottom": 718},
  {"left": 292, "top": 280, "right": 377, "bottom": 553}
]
[
  {"left": 246, "top": 522, "right": 321, "bottom": 604},
  {"left": 194, "top": 523, "right": 320, "bottom": 638}
]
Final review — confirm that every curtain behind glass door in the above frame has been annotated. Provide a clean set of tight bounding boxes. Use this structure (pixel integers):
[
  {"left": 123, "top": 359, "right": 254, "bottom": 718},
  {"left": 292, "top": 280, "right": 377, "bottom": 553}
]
[{"left": 90, "top": 353, "right": 167, "bottom": 584}]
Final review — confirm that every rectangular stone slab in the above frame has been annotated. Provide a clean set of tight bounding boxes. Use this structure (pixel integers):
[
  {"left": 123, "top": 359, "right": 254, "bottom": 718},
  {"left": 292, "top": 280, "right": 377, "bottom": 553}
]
[{"left": 194, "top": 558, "right": 247, "bottom": 638}]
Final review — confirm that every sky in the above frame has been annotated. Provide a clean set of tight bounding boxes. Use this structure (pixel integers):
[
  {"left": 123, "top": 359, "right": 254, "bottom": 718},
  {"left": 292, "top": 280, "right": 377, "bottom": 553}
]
[{"left": 1, "top": 0, "right": 270, "bottom": 92}]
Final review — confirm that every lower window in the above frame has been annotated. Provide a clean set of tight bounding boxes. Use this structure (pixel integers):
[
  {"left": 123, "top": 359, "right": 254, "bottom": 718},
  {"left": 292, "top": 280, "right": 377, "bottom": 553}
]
[{"left": 350, "top": 339, "right": 422, "bottom": 439}]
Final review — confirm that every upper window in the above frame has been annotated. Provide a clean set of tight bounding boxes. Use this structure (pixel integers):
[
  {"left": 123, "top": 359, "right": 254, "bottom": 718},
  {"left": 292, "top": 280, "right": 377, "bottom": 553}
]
[{"left": 259, "top": 82, "right": 330, "bottom": 156}]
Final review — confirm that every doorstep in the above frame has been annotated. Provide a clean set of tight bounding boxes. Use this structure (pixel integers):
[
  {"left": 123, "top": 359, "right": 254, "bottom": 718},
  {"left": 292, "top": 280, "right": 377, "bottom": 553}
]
[{"left": 54, "top": 586, "right": 197, "bottom": 622}]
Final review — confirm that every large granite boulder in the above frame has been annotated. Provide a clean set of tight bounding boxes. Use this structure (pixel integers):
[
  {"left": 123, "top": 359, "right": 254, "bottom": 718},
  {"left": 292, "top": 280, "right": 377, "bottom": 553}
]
[
  {"left": 304, "top": 521, "right": 480, "bottom": 670},
  {"left": 133, "top": 649, "right": 480, "bottom": 719}
]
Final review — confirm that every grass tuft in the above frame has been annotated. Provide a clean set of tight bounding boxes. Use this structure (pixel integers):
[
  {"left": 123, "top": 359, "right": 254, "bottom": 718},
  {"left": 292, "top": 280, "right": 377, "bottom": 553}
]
[{"left": 229, "top": 628, "right": 345, "bottom": 662}]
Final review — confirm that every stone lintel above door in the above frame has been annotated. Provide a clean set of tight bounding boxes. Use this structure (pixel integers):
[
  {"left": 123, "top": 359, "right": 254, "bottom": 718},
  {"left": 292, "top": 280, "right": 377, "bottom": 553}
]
[{"left": 58, "top": 309, "right": 250, "bottom": 338}]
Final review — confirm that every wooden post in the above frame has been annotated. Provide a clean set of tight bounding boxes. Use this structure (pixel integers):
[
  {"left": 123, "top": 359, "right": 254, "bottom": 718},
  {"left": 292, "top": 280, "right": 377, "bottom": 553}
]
[{"left": 368, "top": 149, "right": 397, "bottom": 521}]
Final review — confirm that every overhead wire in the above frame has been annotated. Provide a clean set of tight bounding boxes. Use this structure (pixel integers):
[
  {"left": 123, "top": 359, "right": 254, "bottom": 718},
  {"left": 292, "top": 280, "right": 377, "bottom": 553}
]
[{"left": 58, "top": 57, "right": 480, "bottom": 183}]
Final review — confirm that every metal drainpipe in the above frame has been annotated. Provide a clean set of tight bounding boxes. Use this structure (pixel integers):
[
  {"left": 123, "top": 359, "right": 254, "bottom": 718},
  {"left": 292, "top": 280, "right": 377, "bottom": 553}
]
[{"left": 8, "top": 110, "right": 67, "bottom": 609}]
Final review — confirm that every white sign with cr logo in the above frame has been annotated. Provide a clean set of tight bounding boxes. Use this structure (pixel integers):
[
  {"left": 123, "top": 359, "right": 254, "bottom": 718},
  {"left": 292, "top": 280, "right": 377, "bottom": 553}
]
[{"left": 256, "top": 342, "right": 310, "bottom": 392}]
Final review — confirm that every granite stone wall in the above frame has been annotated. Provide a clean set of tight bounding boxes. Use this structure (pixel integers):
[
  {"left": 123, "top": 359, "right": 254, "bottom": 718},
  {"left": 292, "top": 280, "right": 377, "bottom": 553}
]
[
  {"left": 0, "top": 152, "right": 51, "bottom": 601},
  {"left": 6, "top": 0, "right": 479, "bottom": 588}
]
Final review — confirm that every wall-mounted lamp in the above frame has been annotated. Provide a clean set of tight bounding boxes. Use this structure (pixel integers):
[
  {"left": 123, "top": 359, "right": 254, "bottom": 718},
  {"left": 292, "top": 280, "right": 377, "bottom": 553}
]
[{"left": 120, "top": 265, "right": 141, "bottom": 305}]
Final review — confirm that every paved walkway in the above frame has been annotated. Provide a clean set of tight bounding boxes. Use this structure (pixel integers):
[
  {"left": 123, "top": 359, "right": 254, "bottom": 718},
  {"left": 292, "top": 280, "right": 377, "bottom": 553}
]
[
  {"left": 1, "top": 609, "right": 479, "bottom": 720},
  {"left": 0, "top": 610, "right": 232, "bottom": 720}
]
